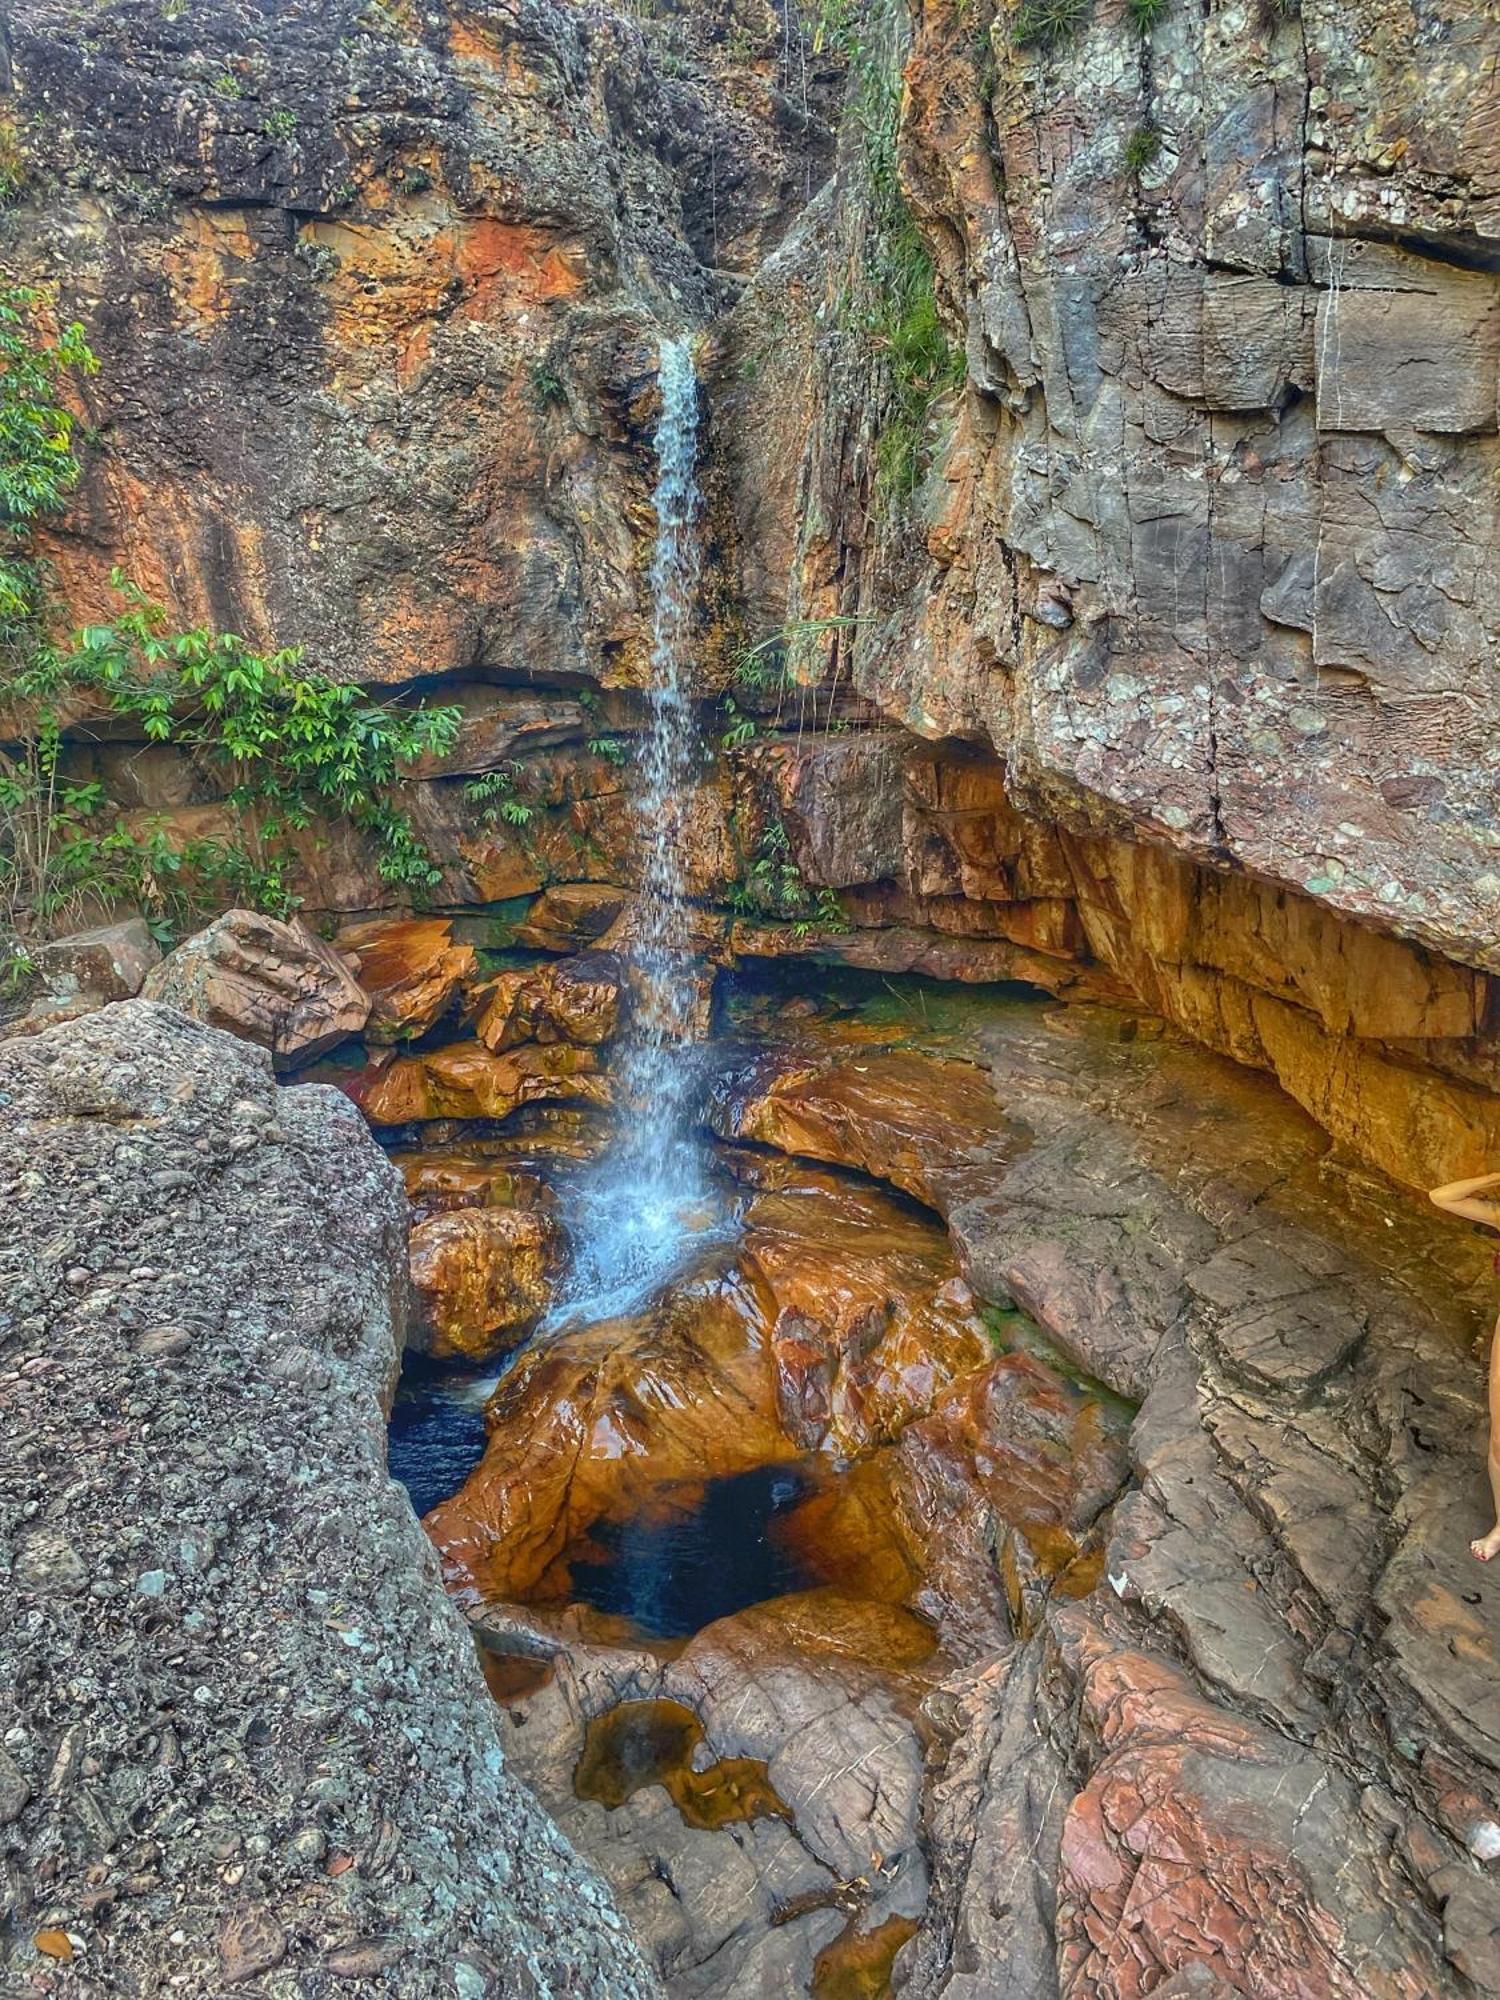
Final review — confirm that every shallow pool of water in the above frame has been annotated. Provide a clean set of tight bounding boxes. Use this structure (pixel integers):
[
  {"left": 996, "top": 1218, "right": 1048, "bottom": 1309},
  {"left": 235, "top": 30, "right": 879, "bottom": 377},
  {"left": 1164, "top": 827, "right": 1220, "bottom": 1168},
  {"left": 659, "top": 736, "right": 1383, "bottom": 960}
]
[
  {"left": 566, "top": 1461, "right": 826, "bottom": 1639},
  {"left": 388, "top": 1369, "right": 490, "bottom": 1518}
]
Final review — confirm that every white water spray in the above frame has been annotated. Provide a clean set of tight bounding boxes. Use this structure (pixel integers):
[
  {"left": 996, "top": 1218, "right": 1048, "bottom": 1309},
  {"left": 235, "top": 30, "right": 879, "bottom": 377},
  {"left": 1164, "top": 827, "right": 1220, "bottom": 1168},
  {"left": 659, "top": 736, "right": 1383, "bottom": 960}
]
[{"left": 550, "top": 334, "right": 717, "bottom": 1321}]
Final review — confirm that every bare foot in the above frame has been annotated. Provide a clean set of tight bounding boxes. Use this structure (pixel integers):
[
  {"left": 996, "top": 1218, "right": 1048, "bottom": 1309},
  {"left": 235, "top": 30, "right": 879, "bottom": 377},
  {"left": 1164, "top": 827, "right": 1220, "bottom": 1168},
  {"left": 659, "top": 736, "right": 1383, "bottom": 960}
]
[{"left": 1472, "top": 1526, "right": 1500, "bottom": 1562}]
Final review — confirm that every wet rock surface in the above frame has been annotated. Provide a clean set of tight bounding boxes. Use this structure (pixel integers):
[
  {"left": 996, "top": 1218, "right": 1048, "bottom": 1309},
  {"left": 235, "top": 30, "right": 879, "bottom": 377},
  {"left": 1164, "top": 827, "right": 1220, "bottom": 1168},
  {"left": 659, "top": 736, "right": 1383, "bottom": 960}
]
[
  {"left": 409, "top": 1202, "right": 560, "bottom": 1364},
  {"left": 423, "top": 995, "right": 1500, "bottom": 1998},
  {"left": 334, "top": 915, "right": 479, "bottom": 1045},
  {"left": 0, "top": 1000, "right": 656, "bottom": 1997}
]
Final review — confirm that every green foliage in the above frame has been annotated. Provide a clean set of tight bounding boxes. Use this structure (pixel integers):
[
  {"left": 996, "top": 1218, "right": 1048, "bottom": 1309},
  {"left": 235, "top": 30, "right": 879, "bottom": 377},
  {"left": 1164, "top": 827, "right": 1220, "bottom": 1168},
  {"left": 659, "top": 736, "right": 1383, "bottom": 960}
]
[
  {"left": 212, "top": 70, "right": 245, "bottom": 99},
  {"left": 587, "top": 734, "right": 629, "bottom": 765},
  {"left": 734, "top": 650, "right": 783, "bottom": 693},
  {"left": 528, "top": 357, "right": 567, "bottom": 411},
  {"left": 1124, "top": 123, "right": 1161, "bottom": 171},
  {"left": 842, "top": 0, "right": 965, "bottom": 508},
  {"left": 1010, "top": 0, "right": 1090, "bottom": 51},
  {"left": 734, "top": 617, "right": 865, "bottom": 693},
  {"left": 0, "top": 120, "right": 26, "bottom": 205},
  {"left": 718, "top": 696, "right": 758, "bottom": 751},
  {"left": 463, "top": 764, "right": 534, "bottom": 829},
  {"left": 807, "top": 0, "right": 858, "bottom": 55},
  {"left": 0, "top": 285, "right": 460, "bottom": 934},
  {"left": 263, "top": 107, "right": 298, "bottom": 141},
  {"left": 1126, "top": 0, "right": 1168, "bottom": 25},
  {"left": 867, "top": 224, "right": 965, "bottom": 499},
  {"left": 0, "top": 289, "right": 98, "bottom": 629},
  {"left": 727, "top": 816, "right": 849, "bottom": 937}
]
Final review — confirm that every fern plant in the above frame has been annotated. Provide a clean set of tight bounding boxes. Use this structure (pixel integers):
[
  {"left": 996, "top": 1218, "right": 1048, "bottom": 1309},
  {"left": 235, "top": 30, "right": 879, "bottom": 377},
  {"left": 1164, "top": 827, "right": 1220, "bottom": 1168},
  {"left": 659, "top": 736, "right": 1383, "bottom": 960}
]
[
  {"left": 463, "top": 765, "right": 534, "bottom": 828},
  {"left": 719, "top": 697, "right": 758, "bottom": 751}
]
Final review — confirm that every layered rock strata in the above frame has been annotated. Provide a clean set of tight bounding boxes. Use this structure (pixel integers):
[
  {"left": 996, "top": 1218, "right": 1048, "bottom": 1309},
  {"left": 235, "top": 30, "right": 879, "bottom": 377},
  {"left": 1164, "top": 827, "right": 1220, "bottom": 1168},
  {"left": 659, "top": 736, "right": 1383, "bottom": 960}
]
[
  {"left": 0, "top": 1000, "right": 656, "bottom": 1997},
  {"left": 11, "top": 0, "right": 1500, "bottom": 1196}
]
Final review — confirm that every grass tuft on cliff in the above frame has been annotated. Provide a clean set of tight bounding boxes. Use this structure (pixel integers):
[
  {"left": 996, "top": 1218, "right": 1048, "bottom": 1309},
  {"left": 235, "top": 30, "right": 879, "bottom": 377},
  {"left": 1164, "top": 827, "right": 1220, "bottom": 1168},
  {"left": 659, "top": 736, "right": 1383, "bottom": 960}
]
[{"left": 1011, "top": 0, "right": 1091, "bottom": 52}]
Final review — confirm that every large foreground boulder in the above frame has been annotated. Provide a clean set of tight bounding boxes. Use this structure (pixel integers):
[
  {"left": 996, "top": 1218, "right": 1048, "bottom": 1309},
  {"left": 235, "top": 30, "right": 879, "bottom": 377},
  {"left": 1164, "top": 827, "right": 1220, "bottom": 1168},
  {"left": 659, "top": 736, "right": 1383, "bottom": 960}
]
[
  {"left": 143, "top": 908, "right": 370, "bottom": 1066},
  {"left": 0, "top": 1000, "right": 658, "bottom": 1997}
]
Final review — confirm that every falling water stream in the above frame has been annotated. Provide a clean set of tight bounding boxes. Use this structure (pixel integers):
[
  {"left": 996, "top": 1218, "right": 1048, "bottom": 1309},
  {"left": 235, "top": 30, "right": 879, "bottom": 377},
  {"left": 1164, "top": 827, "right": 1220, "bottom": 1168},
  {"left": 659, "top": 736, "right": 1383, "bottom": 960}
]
[{"left": 549, "top": 334, "right": 722, "bottom": 1324}]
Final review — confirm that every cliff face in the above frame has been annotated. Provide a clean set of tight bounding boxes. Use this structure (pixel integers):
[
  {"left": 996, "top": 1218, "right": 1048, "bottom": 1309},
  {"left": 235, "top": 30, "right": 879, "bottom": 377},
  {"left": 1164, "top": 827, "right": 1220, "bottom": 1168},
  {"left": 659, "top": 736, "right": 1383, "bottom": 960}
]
[
  {"left": 724, "top": 0, "right": 1500, "bottom": 969},
  {"left": 712, "top": 0, "right": 1500, "bottom": 1187},
  {"left": 9, "top": 0, "right": 835, "bottom": 685}
]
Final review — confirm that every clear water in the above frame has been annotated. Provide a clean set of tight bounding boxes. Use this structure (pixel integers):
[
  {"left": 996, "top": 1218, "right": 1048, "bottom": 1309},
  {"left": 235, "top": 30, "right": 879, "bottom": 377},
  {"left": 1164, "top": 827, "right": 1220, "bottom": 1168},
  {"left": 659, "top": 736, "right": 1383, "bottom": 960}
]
[
  {"left": 550, "top": 334, "right": 717, "bottom": 1325},
  {"left": 567, "top": 1463, "right": 823, "bottom": 1639},
  {"left": 387, "top": 1367, "right": 490, "bottom": 1518}
]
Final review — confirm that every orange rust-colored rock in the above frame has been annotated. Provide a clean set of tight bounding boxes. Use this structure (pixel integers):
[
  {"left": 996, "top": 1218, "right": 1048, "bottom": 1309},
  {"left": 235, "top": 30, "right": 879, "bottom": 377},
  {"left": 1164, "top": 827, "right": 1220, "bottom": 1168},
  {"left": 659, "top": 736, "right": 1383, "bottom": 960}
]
[
  {"left": 342, "top": 1039, "right": 608, "bottom": 1126},
  {"left": 738, "top": 1179, "right": 990, "bottom": 1455},
  {"left": 515, "top": 884, "right": 636, "bottom": 953},
  {"left": 427, "top": 1250, "right": 799, "bottom": 1602},
  {"left": 334, "top": 916, "right": 478, "bottom": 1043},
  {"left": 1062, "top": 831, "right": 1500, "bottom": 1192},
  {"left": 473, "top": 953, "right": 625, "bottom": 1051},
  {"left": 427, "top": 1171, "right": 991, "bottom": 1602},
  {"left": 393, "top": 1149, "right": 552, "bottom": 1222},
  {"left": 408, "top": 1205, "right": 558, "bottom": 1363},
  {"left": 894, "top": 1353, "right": 1130, "bottom": 1651},
  {"left": 708, "top": 1046, "right": 1014, "bottom": 1210}
]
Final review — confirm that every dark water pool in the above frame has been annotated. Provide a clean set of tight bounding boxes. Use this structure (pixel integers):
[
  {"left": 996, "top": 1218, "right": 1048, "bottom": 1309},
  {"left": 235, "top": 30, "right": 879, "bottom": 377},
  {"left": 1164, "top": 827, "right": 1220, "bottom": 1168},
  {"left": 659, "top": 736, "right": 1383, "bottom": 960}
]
[
  {"left": 387, "top": 1371, "right": 490, "bottom": 1518},
  {"left": 567, "top": 1462, "right": 824, "bottom": 1639},
  {"left": 387, "top": 1373, "right": 830, "bottom": 1637}
]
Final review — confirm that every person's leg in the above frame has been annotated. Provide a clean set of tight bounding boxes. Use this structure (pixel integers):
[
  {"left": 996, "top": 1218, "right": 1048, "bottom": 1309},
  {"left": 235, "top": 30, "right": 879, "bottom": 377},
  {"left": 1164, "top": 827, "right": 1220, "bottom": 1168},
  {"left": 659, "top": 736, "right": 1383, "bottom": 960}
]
[{"left": 1472, "top": 1311, "right": 1500, "bottom": 1561}]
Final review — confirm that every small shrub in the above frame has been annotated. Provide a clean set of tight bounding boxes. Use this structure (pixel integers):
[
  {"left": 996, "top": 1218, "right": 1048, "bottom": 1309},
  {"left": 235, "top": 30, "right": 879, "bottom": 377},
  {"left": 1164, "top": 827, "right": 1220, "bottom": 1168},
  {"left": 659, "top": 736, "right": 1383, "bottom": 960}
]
[
  {"left": 527, "top": 358, "right": 566, "bottom": 410},
  {"left": 728, "top": 816, "right": 849, "bottom": 935},
  {"left": 294, "top": 239, "right": 339, "bottom": 281},
  {"left": 1124, "top": 124, "right": 1161, "bottom": 172},
  {"left": 1126, "top": 0, "right": 1169, "bottom": 27},
  {"left": 0, "top": 287, "right": 461, "bottom": 933},
  {"left": 0, "top": 119, "right": 26, "bottom": 205},
  {"left": 1011, "top": 0, "right": 1089, "bottom": 51},
  {"left": 718, "top": 697, "right": 757, "bottom": 751},
  {"left": 212, "top": 70, "right": 245, "bottom": 99},
  {"left": 463, "top": 766, "right": 534, "bottom": 829},
  {"left": 263, "top": 107, "right": 298, "bottom": 141},
  {"left": 587, "top": 735, "right": 629, "bottom": 766}
]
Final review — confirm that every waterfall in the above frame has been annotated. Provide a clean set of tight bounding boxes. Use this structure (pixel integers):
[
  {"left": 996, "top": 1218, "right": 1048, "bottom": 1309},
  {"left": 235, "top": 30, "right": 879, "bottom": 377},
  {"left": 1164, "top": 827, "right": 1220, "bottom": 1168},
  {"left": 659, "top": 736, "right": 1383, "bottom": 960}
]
[{"left": 549, "top": 334, "right": 716, "bottom": 1322}]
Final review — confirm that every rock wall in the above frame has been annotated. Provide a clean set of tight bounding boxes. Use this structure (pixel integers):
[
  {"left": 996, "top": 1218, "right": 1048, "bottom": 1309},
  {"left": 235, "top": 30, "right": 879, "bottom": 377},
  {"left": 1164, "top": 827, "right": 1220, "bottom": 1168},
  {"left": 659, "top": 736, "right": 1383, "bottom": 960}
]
[
  {"left": 719, "top": 0, "right": 1500, "bottom": 972},
  {"left": 7, "top": 0, "right": 836, "bottom": 686},
  {"left": 0, "top": 999, "right": 658, "bottom": 1995}
]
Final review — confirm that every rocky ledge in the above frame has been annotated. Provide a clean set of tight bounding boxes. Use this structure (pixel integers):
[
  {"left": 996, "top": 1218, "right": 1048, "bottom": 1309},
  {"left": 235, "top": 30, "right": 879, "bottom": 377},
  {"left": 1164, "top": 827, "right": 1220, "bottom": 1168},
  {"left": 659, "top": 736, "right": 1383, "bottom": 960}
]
[{"left": 0, "top": 1001, "right": 656, "bottom": 1998}]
